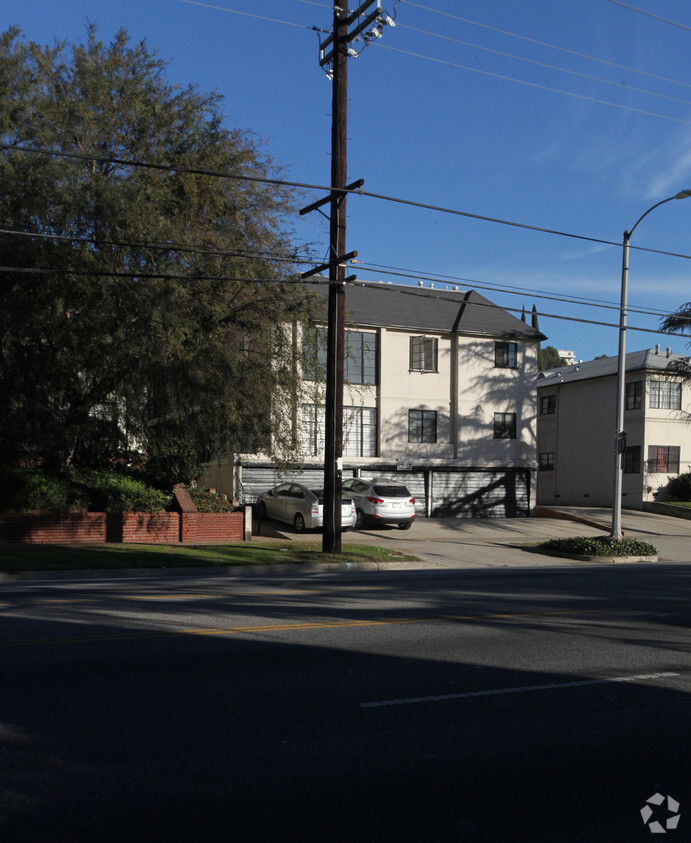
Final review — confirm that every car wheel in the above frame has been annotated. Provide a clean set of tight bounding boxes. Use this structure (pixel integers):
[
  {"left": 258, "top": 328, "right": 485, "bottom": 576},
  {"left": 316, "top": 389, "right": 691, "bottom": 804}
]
[
  {"left": 397, "top": 520, "right": 412, "bottom": 530},
  {"left": 355, "top": 509, "right": 366, "bottom": 530},
  {"left": 294, "top": 513, "right": 306, "bottom": 533},
  {"left": 257, "top": 502, "right": 267, "bottom": 520}
]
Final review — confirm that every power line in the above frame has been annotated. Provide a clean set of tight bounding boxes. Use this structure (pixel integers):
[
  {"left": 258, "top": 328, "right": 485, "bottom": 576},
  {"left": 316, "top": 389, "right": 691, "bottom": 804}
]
[
  {"left": 343, "top": 279, "right": 690, "bottom": 339},
  {"left": 397, "top": 23, "right": 691, "bottom": 109},
  {"left": 177, "top": 0, "right": 313, "bottom": 30},
  {"left": 4, "top": 143, "right": 691, "bottom": 262},
  {"left": 352, "top": 261, "right": 691, "bottom": 324},
  {"left": 605, "top": 0, "right": 691, "bottom": 32},
  {"left": 2, "top": 257, "right": 688, "bottom": 339},
  {"left": 400, "top": 0, "right": 691, "bottom": 90},
  {"left": 378, "top": 42, "right": 691, "bottom": 128},
  {"left": 0, "top": 227, "right": 314, "bottom": 264}
]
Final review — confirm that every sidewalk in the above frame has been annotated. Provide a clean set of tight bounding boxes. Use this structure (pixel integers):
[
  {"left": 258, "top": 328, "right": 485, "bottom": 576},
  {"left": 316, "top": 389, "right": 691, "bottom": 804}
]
[{"left": 254, "top": 506, "right": 691, "bottom": 568}]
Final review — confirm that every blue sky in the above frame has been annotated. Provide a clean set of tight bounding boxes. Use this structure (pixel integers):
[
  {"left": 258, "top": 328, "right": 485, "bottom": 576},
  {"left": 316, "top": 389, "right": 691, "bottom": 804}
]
[{"left": 8, "top": 0, "right": 691, "bottom": 362}]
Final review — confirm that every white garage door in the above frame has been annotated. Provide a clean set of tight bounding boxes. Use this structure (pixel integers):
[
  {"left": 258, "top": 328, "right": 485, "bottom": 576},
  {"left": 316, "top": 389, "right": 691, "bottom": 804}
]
[{"left": 431, "top": 470, "right": 529, "bottom": 518}]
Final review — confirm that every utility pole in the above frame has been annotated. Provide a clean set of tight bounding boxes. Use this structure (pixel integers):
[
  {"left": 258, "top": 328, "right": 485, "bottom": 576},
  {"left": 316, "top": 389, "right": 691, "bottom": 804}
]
[{"left": 301, "top": 1, "right": 396, "bottom": 553}]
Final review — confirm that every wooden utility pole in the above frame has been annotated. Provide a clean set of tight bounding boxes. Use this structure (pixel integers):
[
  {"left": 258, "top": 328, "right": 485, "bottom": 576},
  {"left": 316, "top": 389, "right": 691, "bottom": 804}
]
[
  {"left": 322, "top": 6, "right": 348, "bottom": 553},
  {"left": 301, "top": 1, "right": 396, "bottom": 553}
]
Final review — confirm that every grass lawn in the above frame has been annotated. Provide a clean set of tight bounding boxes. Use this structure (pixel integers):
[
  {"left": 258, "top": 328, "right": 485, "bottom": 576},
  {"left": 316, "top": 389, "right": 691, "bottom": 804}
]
[{"left": 0, "top": 542, "right": 419, "bottom": 574}]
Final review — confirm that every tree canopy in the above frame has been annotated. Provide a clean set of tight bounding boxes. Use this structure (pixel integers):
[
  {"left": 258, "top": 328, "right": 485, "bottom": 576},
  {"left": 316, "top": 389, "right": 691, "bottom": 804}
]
[
  {"left": 538, "top": 345, "right": 565, "bottom": 371},
  {"left": 0, "top": 25, "right": 314, "bottom": 480}
]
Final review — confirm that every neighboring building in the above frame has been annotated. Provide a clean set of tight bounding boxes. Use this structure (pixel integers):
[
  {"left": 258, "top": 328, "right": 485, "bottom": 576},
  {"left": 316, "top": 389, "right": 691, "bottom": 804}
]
[
  {"left": 536, "top": 347, "right": 691, "bottom": 509},
  {"left": 204, "top": 281, "right": 545, "bottom": 518},
  {"left": 557, "top": 349, "right": 577, "bottom": 366}
]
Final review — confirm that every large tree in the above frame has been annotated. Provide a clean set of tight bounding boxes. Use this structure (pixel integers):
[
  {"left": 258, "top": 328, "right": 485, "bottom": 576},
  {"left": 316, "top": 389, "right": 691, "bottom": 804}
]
[{"left": 0, "top": 25, "right": 313, "bottom": 478}]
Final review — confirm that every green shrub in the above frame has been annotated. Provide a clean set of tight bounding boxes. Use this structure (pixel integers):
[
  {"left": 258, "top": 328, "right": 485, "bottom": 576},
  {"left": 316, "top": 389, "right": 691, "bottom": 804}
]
[
  {"left": 189, "top": 488, "right": 236, "bottom": 513},
  {"left": 0, "top": 466, "right": 84, "bottom": 513},
  {"left": 0, "top": 466, "right": 172, "bottom": 513},
  {"left": 538, "top": 536, "right": 657, "bottom": 557},
  {"left": 665, "top": 470, "right": 691, "bottom": 502},
  {"left": 71, "top": 469, "right": 172, "bottom": 512}
]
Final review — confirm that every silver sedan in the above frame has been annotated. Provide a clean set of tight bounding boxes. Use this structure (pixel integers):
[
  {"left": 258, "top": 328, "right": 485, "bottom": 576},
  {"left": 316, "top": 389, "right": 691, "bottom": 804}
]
[{"left": 257, "top": 482, "right": 356, "bottom": 533}]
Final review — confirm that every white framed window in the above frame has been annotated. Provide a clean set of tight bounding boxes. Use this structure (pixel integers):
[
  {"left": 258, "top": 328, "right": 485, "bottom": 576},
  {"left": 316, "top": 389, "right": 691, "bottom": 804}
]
[
  {"left": 343, "top": 406, "right": 377, "bottom": 457},
  {"left": 409, "top": 336, "right": 438, "bottom": 372},
  {"left": 649, "top": 380, "right": 681, "bottom": 410}
]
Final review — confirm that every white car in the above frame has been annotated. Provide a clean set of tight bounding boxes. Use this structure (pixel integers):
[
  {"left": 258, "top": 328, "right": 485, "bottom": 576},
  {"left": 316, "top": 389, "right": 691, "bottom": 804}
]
[
  {"left": 257, "top": 482, "right": 356, "bottom": 533},
  {"left": 341, "top": 477, "right": 416, "bottom": 530}
]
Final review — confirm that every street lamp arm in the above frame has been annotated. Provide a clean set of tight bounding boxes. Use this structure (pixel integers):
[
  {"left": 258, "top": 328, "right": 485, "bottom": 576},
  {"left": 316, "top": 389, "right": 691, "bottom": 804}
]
[{"left": 628, "top": 189, "right": 691, "bottom": 239}]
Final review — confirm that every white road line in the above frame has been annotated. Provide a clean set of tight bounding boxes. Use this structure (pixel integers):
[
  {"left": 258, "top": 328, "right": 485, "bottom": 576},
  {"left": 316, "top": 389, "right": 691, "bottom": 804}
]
[{"left": 358, "top": 671, "right": 681, "bottom": 708}]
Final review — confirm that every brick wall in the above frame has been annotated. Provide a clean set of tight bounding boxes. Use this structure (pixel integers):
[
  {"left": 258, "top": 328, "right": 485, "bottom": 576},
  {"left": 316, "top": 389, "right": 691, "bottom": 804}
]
[
  {"left": 117, "top": 513, "right": 179, "bottom": 544},
  {"left": 180, "top": 512, "right": 244, "bottom": 544},
  {"left": 0, "top": 513, "right": 107, "bottom": 544},
  {"left": 0, "top": 511, "right": 245, "bottom": 544}
]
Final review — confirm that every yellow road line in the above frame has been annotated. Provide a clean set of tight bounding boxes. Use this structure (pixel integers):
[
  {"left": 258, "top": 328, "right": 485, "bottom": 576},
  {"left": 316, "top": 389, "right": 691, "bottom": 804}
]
[{"left": 1, "top": 601, "right": 689, "bottom": 649}]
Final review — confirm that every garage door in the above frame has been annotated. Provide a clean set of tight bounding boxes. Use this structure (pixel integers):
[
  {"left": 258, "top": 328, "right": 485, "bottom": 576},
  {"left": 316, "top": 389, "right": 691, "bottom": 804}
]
[
  {"left": 431, "top": 470, "right": 529, "bottom": 518},
  {"left": 239, "top": 466, "right": 325, "bottom": 504}
]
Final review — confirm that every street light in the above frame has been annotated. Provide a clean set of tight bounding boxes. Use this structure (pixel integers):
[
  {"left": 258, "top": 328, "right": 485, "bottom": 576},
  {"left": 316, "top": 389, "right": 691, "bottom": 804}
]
[{"left": 611, "top": 188, "right": 691, "bottom": 539}]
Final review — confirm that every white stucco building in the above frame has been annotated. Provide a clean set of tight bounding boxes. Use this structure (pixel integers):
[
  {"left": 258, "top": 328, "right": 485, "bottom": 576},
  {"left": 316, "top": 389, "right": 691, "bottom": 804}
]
[
  {"left": 204, "top": 281, "right": 545, "bottom": 517},
  {"left": 536, "top": 347, "right": 691, "bottom": 509}
]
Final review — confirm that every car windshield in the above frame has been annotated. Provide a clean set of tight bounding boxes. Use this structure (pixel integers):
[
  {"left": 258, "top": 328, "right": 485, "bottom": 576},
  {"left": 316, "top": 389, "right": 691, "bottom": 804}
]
[{"left": 373, "top": 485, "right": 411, "bottom": 497}]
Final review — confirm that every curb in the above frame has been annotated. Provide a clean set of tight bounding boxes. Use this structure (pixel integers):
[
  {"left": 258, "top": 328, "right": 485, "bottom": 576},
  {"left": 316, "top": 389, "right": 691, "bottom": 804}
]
[{"left": 0, "top": 559, "right": 446, "bottom": 583}]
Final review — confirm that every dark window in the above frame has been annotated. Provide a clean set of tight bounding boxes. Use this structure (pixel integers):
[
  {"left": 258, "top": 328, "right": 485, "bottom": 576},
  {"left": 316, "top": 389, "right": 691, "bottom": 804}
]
[
  {"left": 626, "top": 381, "right": 643, "bottom": 410},
  {"left": 540, "top": 394, "right": 557, "bottom": 415},
  {"left": 494, "top": 412, "right": 517, "bottom": 439},
  {"left": 647, "top": 445, "right": 680, "bottom": 473},
  {"left": 495, "top": 341, "right": 517, "bottom": 368},
  {"left": 410, "top": 336, "right": 438, "bottom": 372},
  {"left": 408, "top": 409, "right": 437, "bottom": 443},
  {"left": 345, "top": 331, "right": 377, "bottom": 385},
  {"left": 649, "top": 380, "right": 681, "bottom": 410},
  {"left": 302, "top": 326, "right": 327, "bottom": 381},
  {"left": 624, "top": 446, "right": 641, "bottom": 474},
  {"left": 539, "top": 452, "right": 555, "bottom": 471}
]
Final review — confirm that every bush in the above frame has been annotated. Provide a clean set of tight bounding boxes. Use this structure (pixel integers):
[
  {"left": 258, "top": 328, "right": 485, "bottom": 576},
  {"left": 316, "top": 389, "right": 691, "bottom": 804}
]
[
  {"left": 72, "top": 469, "right": 172, "bottom": 513},
  {"left": 0, "top": 466, "right": 85, "bottom": 513},
  {"left": 189, "top": 488, "right": 236, "bottom": 513},
  {"left": 0, "top": 466, "right": 172, "bottom": 513},
  {"left": 664, "top": 470, "right": 691, "bottom": 502},
  {"left": 538, "top": 536, "right": 657, "bottom": 557}
]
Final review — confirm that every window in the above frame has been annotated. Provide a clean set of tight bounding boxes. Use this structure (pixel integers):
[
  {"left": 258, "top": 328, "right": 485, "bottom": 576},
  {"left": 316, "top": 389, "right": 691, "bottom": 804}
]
[
  {"left": 345, "top": 331, "right": 377, "bottom": 385},
  {"left": 343, "top": 406, "right": 377, "bottom": 457},
  {"left": 494, "top": 412, "right": 517, "bottom": 439},
  {"left": 649, "top": 380, "right": 681, "bottom": 410},
  {"left": 624, "top": 446, "right": 641, "bottom": 474},
  {"left": 625, "top": 381, "right": 642, "bottom": 410},
  {"left": 408, "top": 409, "right": 437, "bottom": 443},
  {"left": 410, "top": 336, "right": 438, "bottom": 372},
  {"left": 301, "top": 404, "right": 326, "bottom": 456},
  {"left": 539, "top": 452, "right": 555, "bottom": 471},
  {"left": 647, "top": 445, "right": 680, "bottom": 473},
  {"left": 302, "top": 404, "right": 377, "bottom": 457},
  {"left": 540, "top": 394, "right": 557, "bottom": 415},
  {"left": 495, "top": 341, "right": 517, "bottom": 368},
  {"left": 302, "top": 326, "right": 327, "bottom": 382}
]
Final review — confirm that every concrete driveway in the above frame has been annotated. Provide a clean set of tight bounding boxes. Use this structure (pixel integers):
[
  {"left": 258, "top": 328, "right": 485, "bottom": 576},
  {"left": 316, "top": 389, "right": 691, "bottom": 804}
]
[{"left": 253, "top": 506, "right": 691, "bottom": 568}]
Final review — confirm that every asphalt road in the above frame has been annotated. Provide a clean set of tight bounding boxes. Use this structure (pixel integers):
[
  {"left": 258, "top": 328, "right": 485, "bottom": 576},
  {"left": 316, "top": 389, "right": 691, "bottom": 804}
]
[{"left": 1, "top": 564, "right": 690, "bottom": 841}]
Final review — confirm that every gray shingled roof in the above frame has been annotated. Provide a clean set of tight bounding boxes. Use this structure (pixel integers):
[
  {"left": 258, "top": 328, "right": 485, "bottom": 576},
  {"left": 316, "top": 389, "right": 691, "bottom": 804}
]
[
  {"left": 536, "top": 347, "right": 691, "bottom": 387},
  {"left": 308, "top": 280, "right": 545, "bottom": 341}
]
